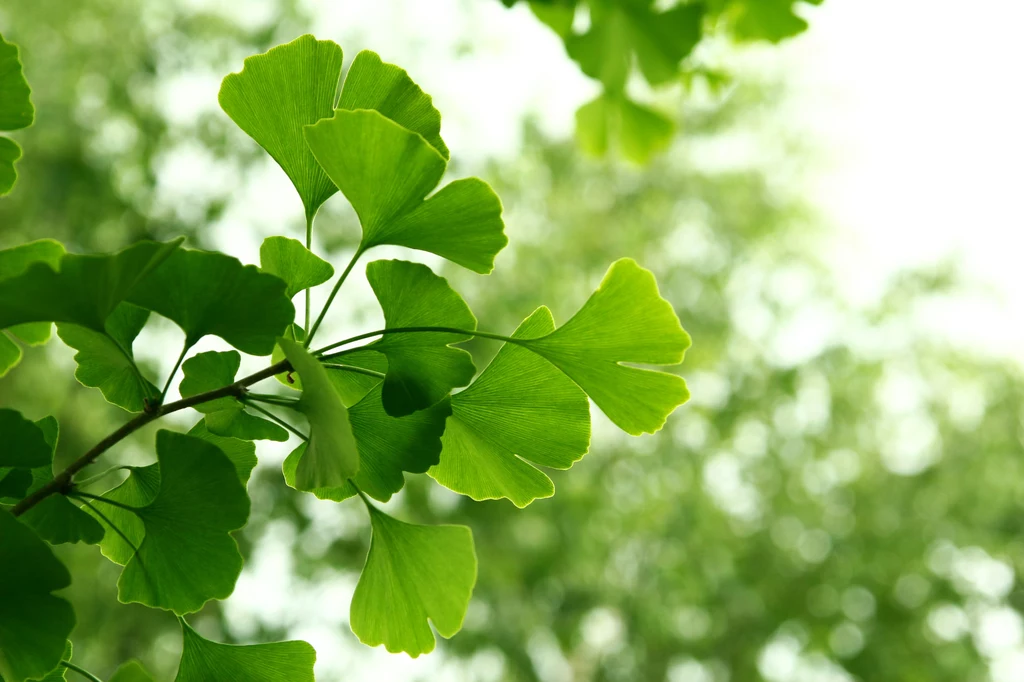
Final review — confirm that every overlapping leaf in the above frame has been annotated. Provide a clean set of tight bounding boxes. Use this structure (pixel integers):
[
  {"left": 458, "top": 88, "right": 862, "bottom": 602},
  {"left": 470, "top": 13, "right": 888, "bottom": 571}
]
[
  {"left": 0, "top": 33, "right": 34, "bottom": 195},
  {"left": 0, "top": 240, "right": 66, "bottom": 376},
  {"left": 279, "top": 339, "right": 359, "bottom": 489},
  {"left": 351, "top": 503, "right": 476, "bottom": 657},
  {"left": 518, "top": 258, "right": 691, "bottom": 435},
  {"left": 728, "top": 0, "right": 823, "bottom": 43},
  {"left": 127, "top": 248, "right": 293, "bottom": 356},
  {"left": 0, "top": 408, "right": 51, "bottom": 468},
  {"left": 117, "top": 430, "right": 250, "bottom": 614},
  {"left": 362, "top": 259, "right": 477, "bottom": 416},
  {"left": 430, "top": 307, "right": 590, "bottom": 507},
  {"left": 57, "top": 303, "right": 158, "bottom": 413},
  {"left": 109, "top": 660, "right": 155, "bottom": 682},
  {"left": 576, "top": 92, "right": 674, "bottom": 164},
  {"left": 304, "top": 109, "right": 506, "bottom": 273},
  {"left": 0, "top": 510, "right": 75, "bottom": 682},
  {"left": 175, "top": 620, "right": 316, "bottom": 682},
  {"left": 259, "top": 237, "right": 334, "bottom": 298}
]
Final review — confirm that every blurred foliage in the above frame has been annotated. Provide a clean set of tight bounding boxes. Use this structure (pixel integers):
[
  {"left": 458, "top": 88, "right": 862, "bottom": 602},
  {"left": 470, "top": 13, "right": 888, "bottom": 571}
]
[{"left": 3, "top": 2, "right": 1023, "bottom": 682}]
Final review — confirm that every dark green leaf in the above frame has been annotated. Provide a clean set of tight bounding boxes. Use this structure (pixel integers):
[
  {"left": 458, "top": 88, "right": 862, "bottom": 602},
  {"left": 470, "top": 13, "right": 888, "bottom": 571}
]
[
  {"left": 0, "top": 510, "right": 75, "bottom": 682},
  {"left": 188, "top": 419, "right": 257, "bottom": 485},
  {"left": 304, "top": 110, "right": 506, "bottom": 273},
  {"left": 206, "top": 408, "right": 289, "bottom": 442},
  {"left": 32, "top": 641, "right": 71, "bottom": 682},
  {"left": 259, "top": 237, "right": 334, "bottom": 299},
  {"left": 127, "top": 248, "right": 294, "bottom": 356},
  {"left": 430, "top": 307, "right": 590, "bottom": 507},
  {"left": 109, "top": 660, "right": 155, "bottom": 682},
  {"left": 176, "top": 620, "right": 315, "bottom": 682},
  {"left": 0, "top": 33, "right": 34, "bottom": 195},
  {"left": 325, "top": 349, "right": 388, "bottom": 405},
  {"left": 0, "top": 408, "right": 50, "bottom": 468},
  {"left": 350, "top": 503, "right": 476, "bottom": 657}
]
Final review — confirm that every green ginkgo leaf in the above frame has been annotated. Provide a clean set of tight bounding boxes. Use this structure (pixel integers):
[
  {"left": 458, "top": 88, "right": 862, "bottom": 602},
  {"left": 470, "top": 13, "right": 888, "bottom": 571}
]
[
  {"left": 87, "top": 463, "right": 159, "bottom": 566},
  {"left": 57, "top": 303, "right": 158, "bottom": 413},
  {"left": 0, "top": 33, "right": 34, "bottom": 195},
  {"left": 127, "top": 248, "right": 294, "bottom": 356},
  {"left": 109, "top": 660, "right": 155, "bottom": 682},
  {"left": 731, "top": 0, "right": 822, "bottom": 43},
  {"left": 187, "top": 420, "right": 258, "bottom": 485},
  {"left": 430, "top": 306, "right": 591, "bottom": 507},
  {"left": 175, "top": 620, "right": 316, "bottom": 682},
  {"left": 0, "top": 469, "right": 31, "bottom": 499},
  {"left": 0, "top": 409, "right": 50, "bottom": 468},
  {"left": 28, "top": 641, "right": 71, "bottom": 682},
  {"left": 576, "top": 91, "right": 674, "bottom": 163},
  {"left": 279, "top": 338, "right": 359, "bottom": 489},
  {"left": 0, "top": 333, "right": 21, "bottom": 377},
  {"left": 304, "top": 110, "right": 506, "bottom": 273},
  {"left": 259, "top": 237, "right": 334, "bottom": 299},
  {"left": 337, "top": 49, "right": 449, "bottom": 159},
  {"left": 219, "top": 35, "right": 343, "bottom": 219},
  {"left": 118, "top": 430, "right": 250, "bottom": 614},
  {"left": 519, "top": 258, "right": 690, "bottom": 435},
  {"left": 0, "top": 239, "right": 64, "bottom": 278},
  {"left": 363, "top": 259, "right": 476, "bottom": 416},
  {"left": 324, "top": 349, "right": 388, "bottom": 405},
  {"left": 0, "top": 510, "right": 75, "bottom": 682},
  {"left": 350, "top": 502, "right": 476, "bottom": 657},
  {"left": 283, "top": 384, "right": 450, "bottom": 503},
  {"left": 0, "top": 240, "right": 181, "bottom": 334}
]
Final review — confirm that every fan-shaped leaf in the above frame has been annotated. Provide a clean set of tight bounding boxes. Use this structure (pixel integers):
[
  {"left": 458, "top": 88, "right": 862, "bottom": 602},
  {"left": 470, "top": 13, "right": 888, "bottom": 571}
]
[
  {"left": 109, "top": 660, "right": 155, "bottom": 682},
  {"left": 259, "top": 237, "right": 334, "bottom": 299},
  {"left": 0, "top": 333, "right": 20, "bottom": 377},
  {"left": 188, "top": 420, "right": 257, "bottom": 485},
  {"left": 350, "top": 503, "right": 476, "bottom": 657},
  {"left": 175, "top": 620, "right": 316, "bottom": 682},
  {"left": 0, "top": 33, "right": 34, "bottom": 195},
  {"left": 576, "top": 92, "right": 674, "bottom": 163},
  {"left": 430, "top": 306, "right": 591, "bottom": 507},
  {"left": 0, "top": 409, "right": 50, "bottom": 468}
]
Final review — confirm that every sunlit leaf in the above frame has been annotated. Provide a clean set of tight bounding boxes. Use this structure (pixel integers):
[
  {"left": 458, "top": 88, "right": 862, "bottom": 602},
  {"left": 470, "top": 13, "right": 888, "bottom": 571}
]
[
  {"left": 304, "top": 110, "right": 506, "bottom": 273},
  {"left": 325, "top": 349, "right": 388, "bottom": 405},
  {"left": 0, "top": 333, "right": 20, "bottom": 377},
  {"left": 219, "top": 35, "right": 343, "bottom": 219},
  {"left": 430, "top": 307, "right": 590, "bottom": 507},
  {"left": 0, "top": 33, "right": 34, "bottom": 195},
  {"left": 127, "top": 248, "right": 294, "bottom": 356},
  {"left": 351, "top": 503, "right": 476, "bottom": 657},
  {"left": 57, "top": 303, "right": 158, "bottom": 413},
  {"left": 188, "top": 419, "right": 257, "bottom": 485},
  {"left": 0, "top": 510, "right": 75, "bottom": 682},
  {"left": 176, "top": 620, "right": 316, "bottom": 682},
  {"left": 730, "top": 0, "right": 821, "bottom": 43},
  {"left": 279, "top": 338, "right": 359, "bottom": 488},
  {"left": 520, "top": 258, "right": 690, "bottom": 435},
  {"left": 259, "top": 237, "right": 334, "bottom": 299},
  {"left": 87, "top": 464, "right": 159, "bottom": 566},
  {"left": 576, "top": 92, "right": 674, "bottom": 163},
  {"left": 363, "top": 259, "right": 476, "bottom": 416},
  {"left": 118, "top": 430, "right": 250, "bottom": 614},
  {"left": 109, "top": 660, "right": 155, "bottom": 682}
]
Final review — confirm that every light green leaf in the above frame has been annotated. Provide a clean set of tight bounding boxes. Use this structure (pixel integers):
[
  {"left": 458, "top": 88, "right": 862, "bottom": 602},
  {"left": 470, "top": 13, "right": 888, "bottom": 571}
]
[
  {"left": 0, "top": 240, "right": 181, "bottom": 334},
  {"left": 127, "top": 248, "right": 294, "bottom": 356},
  {"left": 576, "top": 92, "right": 674, "bottom": 163},
  {"left": 283, "top": 384, "right": 450, "bottom": 503},
  {"left": 351, "top": 503, "right": 476, "bottom": 657},
  {"left": 109, "top": 660, "right": 155, "bottom": 682},
  {"left": 57, "top": 303, "right": 158, "bottom": 413},
  {"left": 279, "top": 338, "right": 359, "bottom": 489},
  {"left": 0, "top": 333, "right": 21, "bottom": 377},
  {"left": 338, "top": 50, "right": 449, "bottom": 159},
  {"left": 325, "top": 349, "right": 388, "bottom": 405},
  {"left": 364, "top": 259, "right": 476, "bottom": 416},
  {"left": 259, "top": 237, "right": 334, "bottom": 299},
  {"left": 118, "top": 430, "right": 250, "bottom": 614},
  {"left": 206, "top": 408, "right": 289, "bottom": 442},
  {"left": 731, "top": 0, "right": 819, "bottom": 43},
  {"left": 219, "top": 35, "right": 343, "bottom": 219},
  {"left": 0, "top": 409, "right": 50, "bottom": 468},
  {"left": 430, "top": 307, "right": 591, "bottom": 507},
  {"left": 270, "top": 323, "right": 306, "bottom": 390},
  {"left": 9, "top": 322, "right": 51, "bottom": 346},
  {"left": 0, "top": 33, "right": 34, "bottom": 196},
  {"left": 520, "top": 258, "right": 690, "bottom": 435},
  {"left": 0, "top": 510, "right": 75, "bottom": 682},
  {"left": 188, "top": 419, "right": 258, "bottom": 485},
  {"left": 88, "top": 464, "right": 159, "bottom": 566},
  {"left": 304, "top": 109, "right": 506, "bottom": 273},
  {"left": 0, "top": 239, "right": 64, "bottom": 279},
  {"left": 176, "top": 620, "right": 315, "bottom": 682}
]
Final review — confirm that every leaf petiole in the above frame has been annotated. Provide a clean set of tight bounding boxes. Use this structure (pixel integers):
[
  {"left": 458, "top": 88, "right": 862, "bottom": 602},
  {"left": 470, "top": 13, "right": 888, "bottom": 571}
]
[
  {"left": 305, "top": 245, "right": 364, "bottom": 347},
  {"left": 321, "top": 363, "right": 386, "bottom": 380},
  {"left": 314, "top": 326, "right": 522, "bottom": 357},
  {"left": 60, "top": 660, "right": 104, "bottom": 682},
  {"left": 245, "top": 392, "right": 301, "bottom": 408},
  {"left": 72, "top": 491, "right": 140, "bottom": 514},
  {"left": 242, "top": 399, "right": 309, "bottom": 440},
  {"left": 159, "top": 343, "right": 191, "bottom": 404}
]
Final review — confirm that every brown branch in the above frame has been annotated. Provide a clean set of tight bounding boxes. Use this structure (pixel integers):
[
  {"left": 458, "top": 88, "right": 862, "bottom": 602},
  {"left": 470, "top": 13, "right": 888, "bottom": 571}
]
[{"left": 11, "top": 359, "right": 292, "bottom": 517}]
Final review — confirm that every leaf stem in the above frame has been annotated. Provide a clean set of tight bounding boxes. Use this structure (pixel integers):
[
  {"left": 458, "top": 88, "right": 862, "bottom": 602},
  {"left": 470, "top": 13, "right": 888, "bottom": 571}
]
[
  {"left": 74, "top": 464, "right": 130, "bottom": 488},
  {"left": 159, "top": 343, "right": 190, "bottom": 404},
  {"left": 73, "top": 491, "right": 140, "bottom": 514},
  {"left": 72, "top": 494, "right": 143, "bottom": 557},
  {"left": 246, "top": 392, "right": 301, "bottom": 408},
  {"left": 321, "top": 363, "right": 387, "bottom": 380},
  {"left": 242, "top": 400, "right": 309, "bottom": 440},
  {"left": 315, "top": 326, "right": 522, "bottom": 358},
  {"left": 60, "top": 660, "right": 104, "bottom": 682},
  {"left": 304, "top": 212, "right": 314, "bottom": 334},
  {"left": 305, "top": 245, "right": 364, "bottom": 347}
]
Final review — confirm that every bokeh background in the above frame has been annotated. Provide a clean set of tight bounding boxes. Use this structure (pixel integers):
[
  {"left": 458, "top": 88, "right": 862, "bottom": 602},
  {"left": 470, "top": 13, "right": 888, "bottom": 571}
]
[{"left": 2, "top": 1, "right": 1024, "bottom": 680}]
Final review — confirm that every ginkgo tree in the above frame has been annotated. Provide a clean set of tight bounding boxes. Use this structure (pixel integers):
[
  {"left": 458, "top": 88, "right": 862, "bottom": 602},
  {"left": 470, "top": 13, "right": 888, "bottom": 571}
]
[{"left": 0, "top": 33, "right": 690, "bottom": 681}]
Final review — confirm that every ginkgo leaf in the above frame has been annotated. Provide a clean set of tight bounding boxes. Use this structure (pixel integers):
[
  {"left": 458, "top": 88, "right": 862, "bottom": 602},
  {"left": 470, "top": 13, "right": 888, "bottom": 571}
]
[
  {"left": 325, "top": 349, "right": 388, "bottom": 405},
  {"left": 127, "top": 248, "right": 294, "bottom": 356},
  {"left": 0, "top": 333, "right": 21, "bottom": 377},
  {"left": 279, "top": 338, "right": 359, "bottom": 488},
  {"left": 304, "top": 110, "right": 506, "bottom": 273},
  {"left": 259, "top": 237, "right": 334, "bottom": 298},
  {"left": 0, "top": 239, "right": 64, "bottom": 278},
  {"left": 363, "top": 259, "right": 476, "bottom": 416},
  {"left": 0, "top": 408, "right": 50, "bottom": 468},
  {"left": 57, "top": 303, "right": 158, "bottom": 413},
  {"left": 118, "top": 430, "right": 250, "bottom": 615},
  {"left": 219, "top": 35, "right": 343, "bottom": 219},
  {"left": 350, "top": 502, "right": 476, "bottom": 657},
  {"left": 31, "top": 641, "right": 71, "bottom": 682},
  {"left": 519, "top": 258, "right": 691, "bottom": 435},
  {"left": 188, "top": 420, "right": 258, "bottom": 485},
  {"left": 109, "top": 660, "right": 155, "bottom": 682},
  {"left": 9, "top": 322, "right": 51, "bottom": 346},
  {"left": 0, "top": 240, "right": 181, "bottom": 334},
  {"left": 283, "top": 385, "right": 450, "bottom": 503},
  {"left": 337, "top": 50, "right": 449, "bottom": 159},
  {"left": 0, "top": 510, "right": 75, "bottom": 682},
  {"left": 576, "top": 92, "right": 674, "bottom": 163},
  {"left": 88, "top": 464, "right": 159, "bottom": 566},
  {"left": 0, "top": 469, "right": 31, "bottom": 499},
  {"left": 0, "top": 33, "right": 34, "bottom": 196},
  {"left": 206, "top": 408, "right": 289, "bottom": 442},
  {"left": 731, "top": 0, "right": 821, "bottom": 43},
  {"left": 429, "top": 306, "right": 591, "bottom": 507},
  {"left": 175, "top": 620, "right": 316, "bottom": 682}
]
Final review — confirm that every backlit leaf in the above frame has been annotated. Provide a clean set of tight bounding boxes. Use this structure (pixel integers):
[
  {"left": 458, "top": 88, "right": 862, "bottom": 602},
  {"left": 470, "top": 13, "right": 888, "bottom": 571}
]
[
  {"left": 88, "top": 463, "right": 159, "bottom": 566},
  {"left": 259, "top": 237, "right": 334, "bottom": 298},
  {"left": 118, "top": 430, "right": 250, "bottom": 614},
  {"left": 127, "top": 248, "right": 294, "bottom": 356},
  {"left": 351, "top": 503, "right": 476, "bottom": 657},
  {"left": 0, "top": 409, "right": 50, "bottom": 468},
  {"left": 576, "top": 92, "right": 674, "bottom": 163},
  {"left": 0, "top": 333, "right": 20, "bottom": 377},
  {"left": 304, "top": 110, "right": 506, "bottom": 273},
  {"left": 430, "top": 307, "right": 591, "bottom": 507},
  {"left": 188, "top": 419, "right": 257, "bottom": 485},
  {"left": 0, "top": 510, "right": 75, "bottom": 682},
  {"left": 519, "top": 258, "right": 690, "bottom": 435},
  {"left": 0, "top": 33, "right": 34, "bottom": 195},
  {"left": 176, "top": 620, "right": 316, "bottom": 682},
  {"left": 109, "top": 660, "right": 155, "bottom": 682}
]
